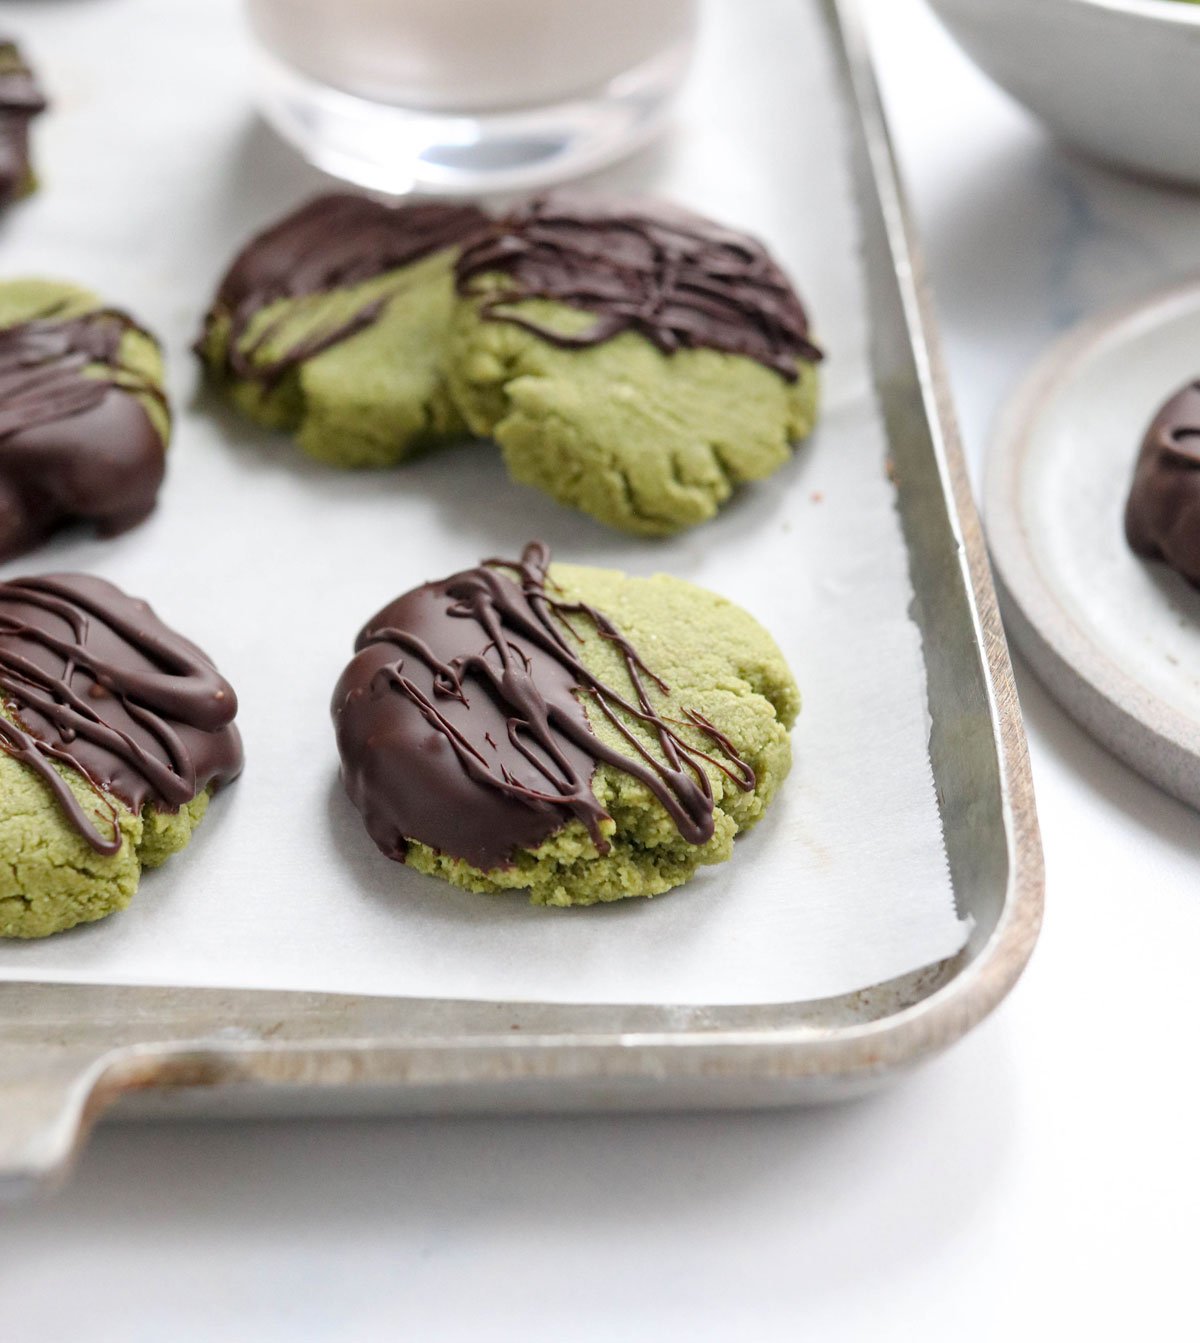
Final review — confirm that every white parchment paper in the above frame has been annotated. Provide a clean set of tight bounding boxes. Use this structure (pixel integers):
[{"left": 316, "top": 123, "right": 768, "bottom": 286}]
[{"left": 0, "top": 0, "right": 966, "bottom": 1004}]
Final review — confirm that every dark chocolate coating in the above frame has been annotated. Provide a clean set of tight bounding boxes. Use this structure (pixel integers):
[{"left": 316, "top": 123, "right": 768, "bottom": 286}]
[
  {"left": 0, "top": 308, "right": 169, "bottom": 562},
  {"left": 455, "top": 192, "right": 822, "bottom": 381},
  {"left": 332, "top": 543, "right": 754, "bottom": 872},
  {"left": 1125, "top": 380, "right": 1200, "bottom": 587},
  {"left": 198, "top": 193, "right": 488, "bottom": 386},
  {"left": 0, "top": 574, "right": 243, "bottom": 854},
  {"left": 0, "top": 40, "right": 46, "bottom": 210}
]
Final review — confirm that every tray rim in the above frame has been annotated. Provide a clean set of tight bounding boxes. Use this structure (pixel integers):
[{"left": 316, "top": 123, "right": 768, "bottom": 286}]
[
  {"left": 984, "top": 276, "right": 1200, "bottom": 810},
  {"left": 0, "top": 0, "right": 1044, "bottom": 1194}
]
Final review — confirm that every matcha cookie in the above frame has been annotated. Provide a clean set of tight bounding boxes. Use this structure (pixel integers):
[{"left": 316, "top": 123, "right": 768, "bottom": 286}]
[
  {"left": 449, "top": 193, "right": 822, "bottom": 536},
  {"left": 0, "top": 574, "right": 243, "bottom": 938},
  {"left": 1126, "top": 378, "right": 1200, "bottom": 587},
  {"left": 0, "top": 278, "right": 171, "bottom": 562},
  {"left": 0, "top": 40, "right": 45, "bottom": 210},
  {"left": 196, "top": 193, "right": 487, "bottom": 468},
  {"left": 332, "top": 543, "right": 798, "bottom": 906}
]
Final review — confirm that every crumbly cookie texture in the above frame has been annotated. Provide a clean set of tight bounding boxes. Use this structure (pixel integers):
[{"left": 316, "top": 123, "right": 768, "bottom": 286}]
[
  {"left": 446, "top": 291, "right": 820, "bottom": 536},
  {"left": 0, "top": 573, "right": 243, "bottom": 938},
  {"left": 402, "top": 562, "right": 798, "bottom": 905},
  {"left": 198, "top": 248, "right": 468, "bottom": 469},
  {"left": 0, "top": 722, "right": 211, "bottom": 939}
]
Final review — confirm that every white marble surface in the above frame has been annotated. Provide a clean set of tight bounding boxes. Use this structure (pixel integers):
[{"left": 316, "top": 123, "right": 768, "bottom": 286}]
[{"left": 5, "top": 2, "right": 1200, "bottom": 1338}]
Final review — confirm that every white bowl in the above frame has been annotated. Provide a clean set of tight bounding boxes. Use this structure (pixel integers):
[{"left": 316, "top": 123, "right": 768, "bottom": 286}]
[{"left": 927, "top": 0, "right": 1200, "bottom": 187}]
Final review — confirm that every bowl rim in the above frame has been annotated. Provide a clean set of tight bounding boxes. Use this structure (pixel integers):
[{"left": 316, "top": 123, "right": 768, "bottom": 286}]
[
  {"left": 934, "top": 0, "right": 1200, "bottom": 26},
  {"left": 1044, "top": 0, "right": 1200, "bottom": 25}
]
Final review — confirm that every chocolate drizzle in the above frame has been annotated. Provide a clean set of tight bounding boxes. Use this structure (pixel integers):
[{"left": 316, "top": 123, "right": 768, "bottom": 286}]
[
  {"left": 332, "top": 543, "right": 754, "bottom": 871},
  {"left": 455, "top": 193, "right": 822, "bottom": 381},
  {"left": 199, "top": 194, "right": 488, "bottom": 387},
  {"left": 1125, "top": 379, "right": 1200, "bottom": 588},
  {"left": 0, "top": 574, "right": 243, "bottom": 854},
  {"left": 0, "top": 305, "right": 169, "bottom": 562},
  {"left": 0, "top": 40, "right": 46, "bottom": 210}
]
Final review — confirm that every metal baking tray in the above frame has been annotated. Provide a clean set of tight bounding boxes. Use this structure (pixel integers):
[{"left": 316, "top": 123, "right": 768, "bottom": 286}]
[{"left": 0, "top": 0, "right": 1042, "bottom": 1197}]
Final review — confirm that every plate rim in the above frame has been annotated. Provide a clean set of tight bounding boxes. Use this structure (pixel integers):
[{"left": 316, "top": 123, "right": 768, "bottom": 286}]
[{"left": 985, "top": 277, "right": 1200, "bottom": 809}]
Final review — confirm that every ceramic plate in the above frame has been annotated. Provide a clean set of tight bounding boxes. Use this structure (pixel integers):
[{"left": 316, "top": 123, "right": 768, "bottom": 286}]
[{"left": 986, "top": 281, "right": 1200, "bottom": 809}]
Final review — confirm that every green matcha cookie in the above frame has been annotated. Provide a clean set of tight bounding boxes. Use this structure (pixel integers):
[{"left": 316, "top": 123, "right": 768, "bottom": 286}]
[
  {"left": 0, "top": 574, "right": 243, "bottom": 938},
  {"left": 333, "top": 543, "right": 798, "bottom": 906},
  {"left": 448, "top": 194, "right": 822, "bottom": 536},
  {"left": 0, "top": 40, "right": 46, "bottom": 211},
  {"left": 0, "top": 278, "right": 170, "bottom": 562},
  {"left": 196, "top": 194, "right": 488, "bottom": 468},
  {"left": 0, "top": 750, "right": 212, "bottom": 939}
]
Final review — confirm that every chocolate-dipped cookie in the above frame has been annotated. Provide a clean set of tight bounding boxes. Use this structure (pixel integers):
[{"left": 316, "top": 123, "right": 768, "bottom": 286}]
[
  {"left": 0, "top": 574, "right": 243, "bottom": 937},
  {"left": 448, "top": 193, "right": 822, "bottom": 536},
  {"left": 0, "top": 279, "right": 171, "bottom": 563},
  {"left": 1126, "top": 379, "right": 1200, "bottom": 587},
  {"left": 332, "top": 543, "right": 798, "bottom": 906},
  {"left": 0, "top": 39, "right": 45, "bottom": 210},
  {"left": 196, "top": 193, "right": 487, "bottom": 468}
]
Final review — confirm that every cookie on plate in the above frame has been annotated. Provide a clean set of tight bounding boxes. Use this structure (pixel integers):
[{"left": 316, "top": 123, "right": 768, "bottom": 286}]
[
  {"left": 0, "top": 574, "right": 243, "bottom": 937},
  {"left": 0, "top": 278, "right": 171, "bottom": 562},
  {"left": 1125, "top": 378, "right": 1200, "bottom": 586},
  {"left": 332, "top": 543, "right": 798, "bottom": 906},
  {"left": 196, "top": 193, "right": 488, "bottom": 468},
  {"left": 448, "top": 193, "right": 822, "bottom": 536},
  {"left": 0, "top": 40, "right": 46, "bottom": 210}
]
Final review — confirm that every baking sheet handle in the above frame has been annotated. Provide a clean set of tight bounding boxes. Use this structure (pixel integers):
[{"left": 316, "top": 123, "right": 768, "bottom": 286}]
[{"left": 0, "top": 997, "right": 257, "bottom": 1197}]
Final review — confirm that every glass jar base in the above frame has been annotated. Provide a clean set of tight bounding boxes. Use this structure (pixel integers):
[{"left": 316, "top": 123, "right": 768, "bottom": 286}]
[{"left": 253, "top": 42, "right": 693, "bottom": 197}]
